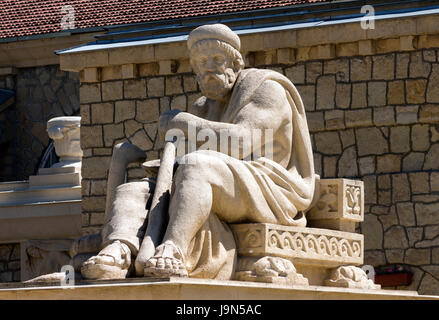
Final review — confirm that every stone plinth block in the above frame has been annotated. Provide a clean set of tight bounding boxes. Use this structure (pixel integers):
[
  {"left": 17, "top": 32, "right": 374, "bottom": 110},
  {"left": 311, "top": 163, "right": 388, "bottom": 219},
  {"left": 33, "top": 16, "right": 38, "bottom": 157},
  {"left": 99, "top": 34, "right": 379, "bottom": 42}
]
[
  {"left": 0, "top": 278, "right": 432, "bottom": 300},
  {"left": 230, "top": 223, "right": 364, "bottom": 268},
  {"left": 307, "top": 179, "right": 364, "bottom": 232}
]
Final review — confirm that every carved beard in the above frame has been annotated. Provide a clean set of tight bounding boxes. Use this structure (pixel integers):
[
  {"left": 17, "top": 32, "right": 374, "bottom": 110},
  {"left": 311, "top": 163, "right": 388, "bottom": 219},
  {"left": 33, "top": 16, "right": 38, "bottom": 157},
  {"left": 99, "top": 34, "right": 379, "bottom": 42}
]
[{"left": 197, "top": 68, "right": 236, "bottom": 101}]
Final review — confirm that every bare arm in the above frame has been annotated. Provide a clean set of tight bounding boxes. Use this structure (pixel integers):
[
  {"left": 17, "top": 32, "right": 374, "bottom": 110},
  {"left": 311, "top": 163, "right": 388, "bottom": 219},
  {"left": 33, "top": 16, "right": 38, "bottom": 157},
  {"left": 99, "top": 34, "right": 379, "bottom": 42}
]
[{"left": 160, "top": 80, "right": 292, "bottom": 159}]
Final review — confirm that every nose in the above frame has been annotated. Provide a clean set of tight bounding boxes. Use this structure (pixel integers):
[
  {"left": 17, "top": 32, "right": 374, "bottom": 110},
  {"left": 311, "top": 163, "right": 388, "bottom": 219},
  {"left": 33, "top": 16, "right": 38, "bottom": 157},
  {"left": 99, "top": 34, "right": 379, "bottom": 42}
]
[{"left": 205, "top": 57, "right": 217, "bottom": 72}]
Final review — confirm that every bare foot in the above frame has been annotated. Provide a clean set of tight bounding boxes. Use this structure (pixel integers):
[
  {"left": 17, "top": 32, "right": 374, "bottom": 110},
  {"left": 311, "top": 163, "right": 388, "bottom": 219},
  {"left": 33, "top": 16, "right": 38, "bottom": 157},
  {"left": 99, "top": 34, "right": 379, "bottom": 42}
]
[
  {"left": 81, "top": 240, "right": 131, "bottom": 280},
  {"left": 143, "top": 240, "right": 188, "bottom": 278}
]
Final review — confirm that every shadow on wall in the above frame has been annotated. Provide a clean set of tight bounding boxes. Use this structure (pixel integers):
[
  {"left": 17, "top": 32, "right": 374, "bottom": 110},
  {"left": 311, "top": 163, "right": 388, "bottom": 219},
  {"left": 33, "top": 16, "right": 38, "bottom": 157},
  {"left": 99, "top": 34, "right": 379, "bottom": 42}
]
[{"left": 0, "top": 65, "right": 79, "bottom": 182}]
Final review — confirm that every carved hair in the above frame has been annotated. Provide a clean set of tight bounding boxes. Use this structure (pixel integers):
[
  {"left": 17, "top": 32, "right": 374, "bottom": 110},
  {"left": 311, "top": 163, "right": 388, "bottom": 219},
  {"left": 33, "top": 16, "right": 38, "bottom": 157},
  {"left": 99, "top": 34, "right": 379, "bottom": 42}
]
[{"left": 189, "top": 39, "right": 245, "bottom": 73}]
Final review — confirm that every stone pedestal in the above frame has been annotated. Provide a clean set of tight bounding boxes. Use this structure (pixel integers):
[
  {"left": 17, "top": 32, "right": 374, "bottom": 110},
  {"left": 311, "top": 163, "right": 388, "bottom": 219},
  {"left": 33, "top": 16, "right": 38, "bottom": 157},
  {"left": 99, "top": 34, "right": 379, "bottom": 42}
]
[{"left": 0, "top": 278, "right": 436, "bottom": 300}]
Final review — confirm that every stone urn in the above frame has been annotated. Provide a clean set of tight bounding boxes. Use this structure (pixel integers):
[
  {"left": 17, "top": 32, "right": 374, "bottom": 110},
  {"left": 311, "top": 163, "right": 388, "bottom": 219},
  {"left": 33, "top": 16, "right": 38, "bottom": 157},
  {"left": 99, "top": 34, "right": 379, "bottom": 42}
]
[{"left": 46, "top": 116, "right": 82, "bottom": 168}]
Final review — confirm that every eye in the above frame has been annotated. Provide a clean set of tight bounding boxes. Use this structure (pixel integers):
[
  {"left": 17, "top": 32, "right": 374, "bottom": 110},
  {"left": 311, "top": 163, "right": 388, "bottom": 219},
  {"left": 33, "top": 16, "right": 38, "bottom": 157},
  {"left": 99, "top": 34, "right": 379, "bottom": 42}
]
[{"left": 214, "top": 55, "right": 225, "bottom": 64}]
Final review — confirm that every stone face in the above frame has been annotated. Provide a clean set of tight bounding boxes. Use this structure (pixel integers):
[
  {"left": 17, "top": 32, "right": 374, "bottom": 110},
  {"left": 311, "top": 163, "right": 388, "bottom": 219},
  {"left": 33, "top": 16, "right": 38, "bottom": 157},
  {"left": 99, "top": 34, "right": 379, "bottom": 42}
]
[
  {"left": 285, "top": 64, "right": 305, "bottom": 84},
  {"left": 367, "top": 82, "right": 386, "bottom": 107},
  {"left": 350, "top": 57, "right": 371, "bottom": 82},
  {"left": 411, "top": 124, "right": 430, "bottom": 152},
  {"left": 392, "top": 174, "right": 410, "bottom": 202},
  {"left": 147, "top": 77, "right": 165, "bottom": 97},
  {"left": 415, "top": 202, "right": 439, "bottom": 226},
  {"left": 364, "top": 250, "right": 386, "bottom": 266},
  {"left": 358, "top": 156, "right": 375, "bottom": 175},
  {"left": 337, "top": 146, "right": 358, "bottom": 177},
  {"left": 356, "top": 127, "right": 388, "bottom": 156},
  {"left": 82, "top": 156, "right": 111, "bottom": 179},
  {"left": 81, "top": 126, "right": 103, "bottom": 148},
  {"left": 103, "top": 123, "right": 124, "bottom": 147},
  {"left": 396, "top": 53, "right": 410, "bottom": 79},
  {"left": 345, "top": 109, "right": 372, "bottom": 128},
  {"left": 306, "top": 62, "right": 322, "bottom": 84},
  {"left": 362, "top": 214, "right": 383, "bottom": 250},
  {"left": 419, "top": 105, "right": 439, "bottom": 123},
  {"left": 424, "top": 144, "right": 439, "bottom": 170},
  {"left": 129, "top": 130, "right": 153, "bottom": 151},
  {"left": 183, "top": 75, "right": 197, "bottom": 92},
  {"left": 402, "top": 153, "right": 425, "bottom": 171},
  {"left": 165, "top": 76, "right": 183, "bottom": 95},
  {"left": 170, "top": 95, "right": 187, "bottom": 111},
  {"left": 431, "top": 172, "right": 439, "bottom": 192},
  {"left": 124, "top": 119, "right": 143, "bottom": 137},
  {"left": 80, "top": 83, "right": 101, "bottom": 103},
  {"left": 91, "top": 103, "right": 114, "bottom": 124},
  {"left": 136, "top": 99, "right": 160, "bottom": 123},
  {"left": 390, "top": 126, "right": 410, "bottom": 153},
  {"left": 124, "top": 79, "right": 146, "bottom": 99},
  {"left": 351, "top": 83, "right": 367, "bottom": 109},
  {"left": 102, "top": 81, "right": 123, "bottom": 101},
  {"left": 306, "top": 112, "right": 324, "bottom": 132},
  {"left": 324, "top": 59, "right": 349, "bottom": 82},
  {"left": 372, "top": 54, "right": 394, "bottom": 80},
  {"left": 406, "top": 79, "right": 427, "bottom": 104},
  {"left": 405, "top": 248, "right": 430, "bottom": 265},
  {"left": 387, "top": 81, "right": 405, "bottom": 105},
  {"left": 314, "top": 131, "right": 341, "bottom": 155},
  {"left": 425, "top": 225, "right": 439, "bottom": 240},
  {"left": 340, "top": 129, "right": 355, "bottom": 149},
  {"left": 409, "top": 172, "right": 430, "bottom": 194},
  {"left": 385, "top": 249, "right": 404, "bottom": 264},
  {"left": 409, "top": 51, "right": 431, "bottom": 78},
  {"left": 323, "top": 156, "right": 337, "bottom": 177},
  {"left": 373, "top": 106, "right": 395, "bottom": 126},
  {"left": 377, "top": 154, "right": 401, "bottom": 173},
  {"left": 316, "top": 75, "right": 336, "bottom": 110},
  {"left": 115, "top": 100, "right": 135, "bottom": 123},
  {"left": 384, "top": 226, "right": 409, "bottom": 249},
  {"left": 427, "top": 64, "right": 439, "bottom": 102},
  {"left": 396, "top": 202, "right": 415, "bottom": 227},
  {"left": 407, "top": 227, "right": 423, "bottom": 247},
  {"left": 363, "top": 175, "right": 377, "bottom": 204},
  {"left": 296, "top": 85, "right": 315, "bottom": 112},
  {"left": 335, "top": 83, "right": 351, "bottom": 109},
  {"left": 396, "top": 106, "right": 418, "bottom": 124},
  {"left": 325, "top": 110, "right": 344, "bottom": 130}
]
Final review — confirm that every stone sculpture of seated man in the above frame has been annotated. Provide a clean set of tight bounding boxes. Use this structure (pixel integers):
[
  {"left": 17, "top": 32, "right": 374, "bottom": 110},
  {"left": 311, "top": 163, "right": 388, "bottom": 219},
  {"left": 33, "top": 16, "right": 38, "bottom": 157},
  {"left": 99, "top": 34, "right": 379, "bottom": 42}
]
[{"left": 81, "top": 24, "right": 317, "bottom": 280}]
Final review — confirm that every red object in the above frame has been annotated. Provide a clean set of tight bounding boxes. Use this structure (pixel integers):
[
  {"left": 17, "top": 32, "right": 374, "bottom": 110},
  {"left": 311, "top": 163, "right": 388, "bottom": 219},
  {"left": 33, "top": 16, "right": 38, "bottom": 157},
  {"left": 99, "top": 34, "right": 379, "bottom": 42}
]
[
  {"left": 0, "top": 0, "right": 328, "bottom": 39},
  {"left": 375, "top": 273, "right": 413, "bottom": 287}
]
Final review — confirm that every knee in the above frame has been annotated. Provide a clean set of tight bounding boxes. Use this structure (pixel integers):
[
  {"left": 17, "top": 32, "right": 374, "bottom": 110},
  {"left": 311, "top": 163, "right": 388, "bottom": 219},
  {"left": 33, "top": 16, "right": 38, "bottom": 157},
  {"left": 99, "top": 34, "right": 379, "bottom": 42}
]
[{"left": 176, "top": 151, "right": 215, "bottom": 180}]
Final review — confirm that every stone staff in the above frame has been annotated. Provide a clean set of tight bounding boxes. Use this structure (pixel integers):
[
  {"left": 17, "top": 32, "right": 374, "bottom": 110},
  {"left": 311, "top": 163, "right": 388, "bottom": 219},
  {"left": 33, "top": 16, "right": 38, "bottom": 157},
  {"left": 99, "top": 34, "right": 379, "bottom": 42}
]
[{"left": 135, "top": 138, "right": 177, "bottom": 275}]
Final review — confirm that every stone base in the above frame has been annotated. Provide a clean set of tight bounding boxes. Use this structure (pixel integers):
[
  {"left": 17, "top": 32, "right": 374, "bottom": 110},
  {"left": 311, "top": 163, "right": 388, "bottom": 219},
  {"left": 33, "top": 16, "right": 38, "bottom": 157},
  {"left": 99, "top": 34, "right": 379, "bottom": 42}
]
[{"left": 0, "top": 278, "right": 437, "bottom": 300}]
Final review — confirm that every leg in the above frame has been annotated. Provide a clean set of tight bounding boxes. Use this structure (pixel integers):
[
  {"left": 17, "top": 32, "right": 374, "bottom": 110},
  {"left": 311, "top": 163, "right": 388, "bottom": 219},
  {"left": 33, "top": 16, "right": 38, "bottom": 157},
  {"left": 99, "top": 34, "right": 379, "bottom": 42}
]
[
  {"left": 144, "top": 151, "right": 249, "bottom": 277},
  {"left": 81, "top": 180, "right": 154, "bottom": 280}
]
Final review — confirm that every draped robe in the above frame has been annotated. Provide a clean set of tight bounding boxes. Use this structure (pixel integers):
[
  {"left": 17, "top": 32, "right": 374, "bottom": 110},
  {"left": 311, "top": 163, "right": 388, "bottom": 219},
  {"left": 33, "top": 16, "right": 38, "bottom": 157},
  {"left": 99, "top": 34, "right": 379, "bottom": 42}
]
[{"left": 181, "top": 68, "right": 317, "bottom": 279}]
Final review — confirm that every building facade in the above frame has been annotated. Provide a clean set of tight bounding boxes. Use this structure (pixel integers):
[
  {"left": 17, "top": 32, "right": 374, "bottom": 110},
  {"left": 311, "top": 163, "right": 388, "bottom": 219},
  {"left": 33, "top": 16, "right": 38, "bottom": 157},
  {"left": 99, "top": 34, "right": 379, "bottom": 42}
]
[{"left": 0, "top": 0, "right": 438, "bottom": 295}]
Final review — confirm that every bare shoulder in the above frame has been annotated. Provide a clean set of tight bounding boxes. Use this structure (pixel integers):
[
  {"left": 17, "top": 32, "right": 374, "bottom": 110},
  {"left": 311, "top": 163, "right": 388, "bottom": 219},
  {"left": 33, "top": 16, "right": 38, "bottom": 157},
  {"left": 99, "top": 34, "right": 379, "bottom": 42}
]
[
  {"left": 249, "top": 79, "right": 291, "bottom": 115},
  {"left": 251, "top": 79, "right": 289, "bottom": 107},
  {"left": 236, "top": 79, "right": 292, "bottom": 128}
]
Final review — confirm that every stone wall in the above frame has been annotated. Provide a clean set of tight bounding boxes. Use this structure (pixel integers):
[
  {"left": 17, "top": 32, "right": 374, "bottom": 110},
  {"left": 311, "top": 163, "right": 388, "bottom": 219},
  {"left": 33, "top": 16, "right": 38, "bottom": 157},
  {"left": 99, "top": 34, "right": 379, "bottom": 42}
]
[
  {"left": 0, "top": 244, "right": 20, "bottom": 282},
  {"left": 76, "top": 40, "right": 439, "bottom": 294},
  {"left": 0, "top": 65, "right": 80, "bottom": 182}
]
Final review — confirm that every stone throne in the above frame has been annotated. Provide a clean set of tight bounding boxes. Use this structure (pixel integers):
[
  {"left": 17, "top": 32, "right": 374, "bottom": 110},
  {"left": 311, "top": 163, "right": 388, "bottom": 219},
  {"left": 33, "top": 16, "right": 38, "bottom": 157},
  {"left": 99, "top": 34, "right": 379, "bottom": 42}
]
[{"left": 231, "top": 178, "right": 378, "bottom": 288}]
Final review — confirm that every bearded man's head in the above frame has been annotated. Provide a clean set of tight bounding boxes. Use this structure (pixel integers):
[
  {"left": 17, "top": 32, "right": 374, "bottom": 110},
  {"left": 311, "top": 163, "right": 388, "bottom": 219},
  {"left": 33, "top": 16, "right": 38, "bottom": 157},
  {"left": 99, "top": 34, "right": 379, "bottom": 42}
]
[{"left": 188, "top": 24, "right": 245, "bottom": 101}]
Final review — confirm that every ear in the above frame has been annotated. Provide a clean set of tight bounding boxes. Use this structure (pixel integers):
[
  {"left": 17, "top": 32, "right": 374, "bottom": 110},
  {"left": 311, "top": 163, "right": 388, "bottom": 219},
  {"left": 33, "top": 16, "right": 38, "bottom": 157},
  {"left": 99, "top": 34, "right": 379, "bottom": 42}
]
[{"left": 232, "top": 57, "right": 244, "bottom": 73}]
